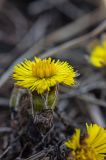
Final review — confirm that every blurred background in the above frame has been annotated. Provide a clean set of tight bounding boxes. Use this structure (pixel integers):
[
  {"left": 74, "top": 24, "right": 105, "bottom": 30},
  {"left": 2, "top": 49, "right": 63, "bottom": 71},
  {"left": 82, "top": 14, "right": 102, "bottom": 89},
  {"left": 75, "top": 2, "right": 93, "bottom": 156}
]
[{"left": 0, "top": 0, "right": 106, "bottom": 158}]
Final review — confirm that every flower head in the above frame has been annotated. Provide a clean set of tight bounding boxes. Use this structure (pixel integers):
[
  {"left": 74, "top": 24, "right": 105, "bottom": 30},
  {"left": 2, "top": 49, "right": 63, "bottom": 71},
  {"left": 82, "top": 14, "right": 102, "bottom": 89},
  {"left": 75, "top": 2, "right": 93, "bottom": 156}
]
[
  {"left": 65, "top": 124, "right": 106, "bottom": 160},
  {"left": 90, "top": 40, "right": 106, "bottom": 67},
  {"left": 13, "top": 57, "right": 77, "bottom": 94}
]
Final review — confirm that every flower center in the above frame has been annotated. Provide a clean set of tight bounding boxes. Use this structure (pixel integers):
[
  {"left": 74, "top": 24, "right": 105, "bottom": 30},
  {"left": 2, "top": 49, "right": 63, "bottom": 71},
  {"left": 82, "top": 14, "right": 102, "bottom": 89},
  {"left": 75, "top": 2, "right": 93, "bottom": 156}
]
[
  {"left": 32, "top": 60, "right": 56, "bottom": 78},
  {"left": 72, "top": 146, "right": 96, "bottom": 160}
]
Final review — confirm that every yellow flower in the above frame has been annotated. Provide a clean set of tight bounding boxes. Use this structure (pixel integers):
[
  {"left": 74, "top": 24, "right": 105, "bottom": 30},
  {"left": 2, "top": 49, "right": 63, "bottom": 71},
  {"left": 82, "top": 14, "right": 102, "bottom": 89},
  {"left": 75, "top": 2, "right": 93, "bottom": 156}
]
[
  {"left": 65, "top": 124, "right": 106, "bottom": 160},
  {"left": 90, "top": 40, "right": 106, "bottom": 67},
  {"left": 13, "top": 57, "right": 77, "bottom": 94}
]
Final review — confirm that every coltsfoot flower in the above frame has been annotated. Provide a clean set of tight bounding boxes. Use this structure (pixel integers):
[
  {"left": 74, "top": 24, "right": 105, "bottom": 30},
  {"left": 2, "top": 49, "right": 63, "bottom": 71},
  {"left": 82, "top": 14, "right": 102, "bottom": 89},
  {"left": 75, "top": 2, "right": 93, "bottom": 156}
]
[
  {"left": 90, "top": 40, "right": 106, "bottom": 67},
  {"left": 13, "top": 57, "right": 77, "bottom": 94},
  {"left": 65, "top": 124, "right": 106, "bottom": 160}
]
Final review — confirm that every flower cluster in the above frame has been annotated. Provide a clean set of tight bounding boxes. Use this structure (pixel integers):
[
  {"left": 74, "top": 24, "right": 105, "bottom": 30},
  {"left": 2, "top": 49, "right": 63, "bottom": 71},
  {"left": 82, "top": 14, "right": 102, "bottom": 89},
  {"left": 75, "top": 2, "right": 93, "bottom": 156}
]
[
  {"left": 90, "top": 40, "right": 106, "bottom": 68},
  {"left": 65, "top": 124, "right": 106, "bottom": 160},
  {"left": 13, "top": 57, "right": 77, "bottom": 94}
]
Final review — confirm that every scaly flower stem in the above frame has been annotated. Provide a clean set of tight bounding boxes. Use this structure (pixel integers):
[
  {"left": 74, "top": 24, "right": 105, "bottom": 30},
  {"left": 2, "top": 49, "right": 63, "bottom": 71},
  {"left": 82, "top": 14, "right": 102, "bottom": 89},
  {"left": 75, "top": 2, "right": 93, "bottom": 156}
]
[
  {"left": 28, "top": 90, "right": 34, "bottom": 118},
  {"left": 51, "top": 85, "right": 58, "bottom": 109},
  {"left": 41, "top": 93, "right": 49, "bottom": 109},
  {"left": 45, "top": 91, "right": 49, "bottom": 109}
]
